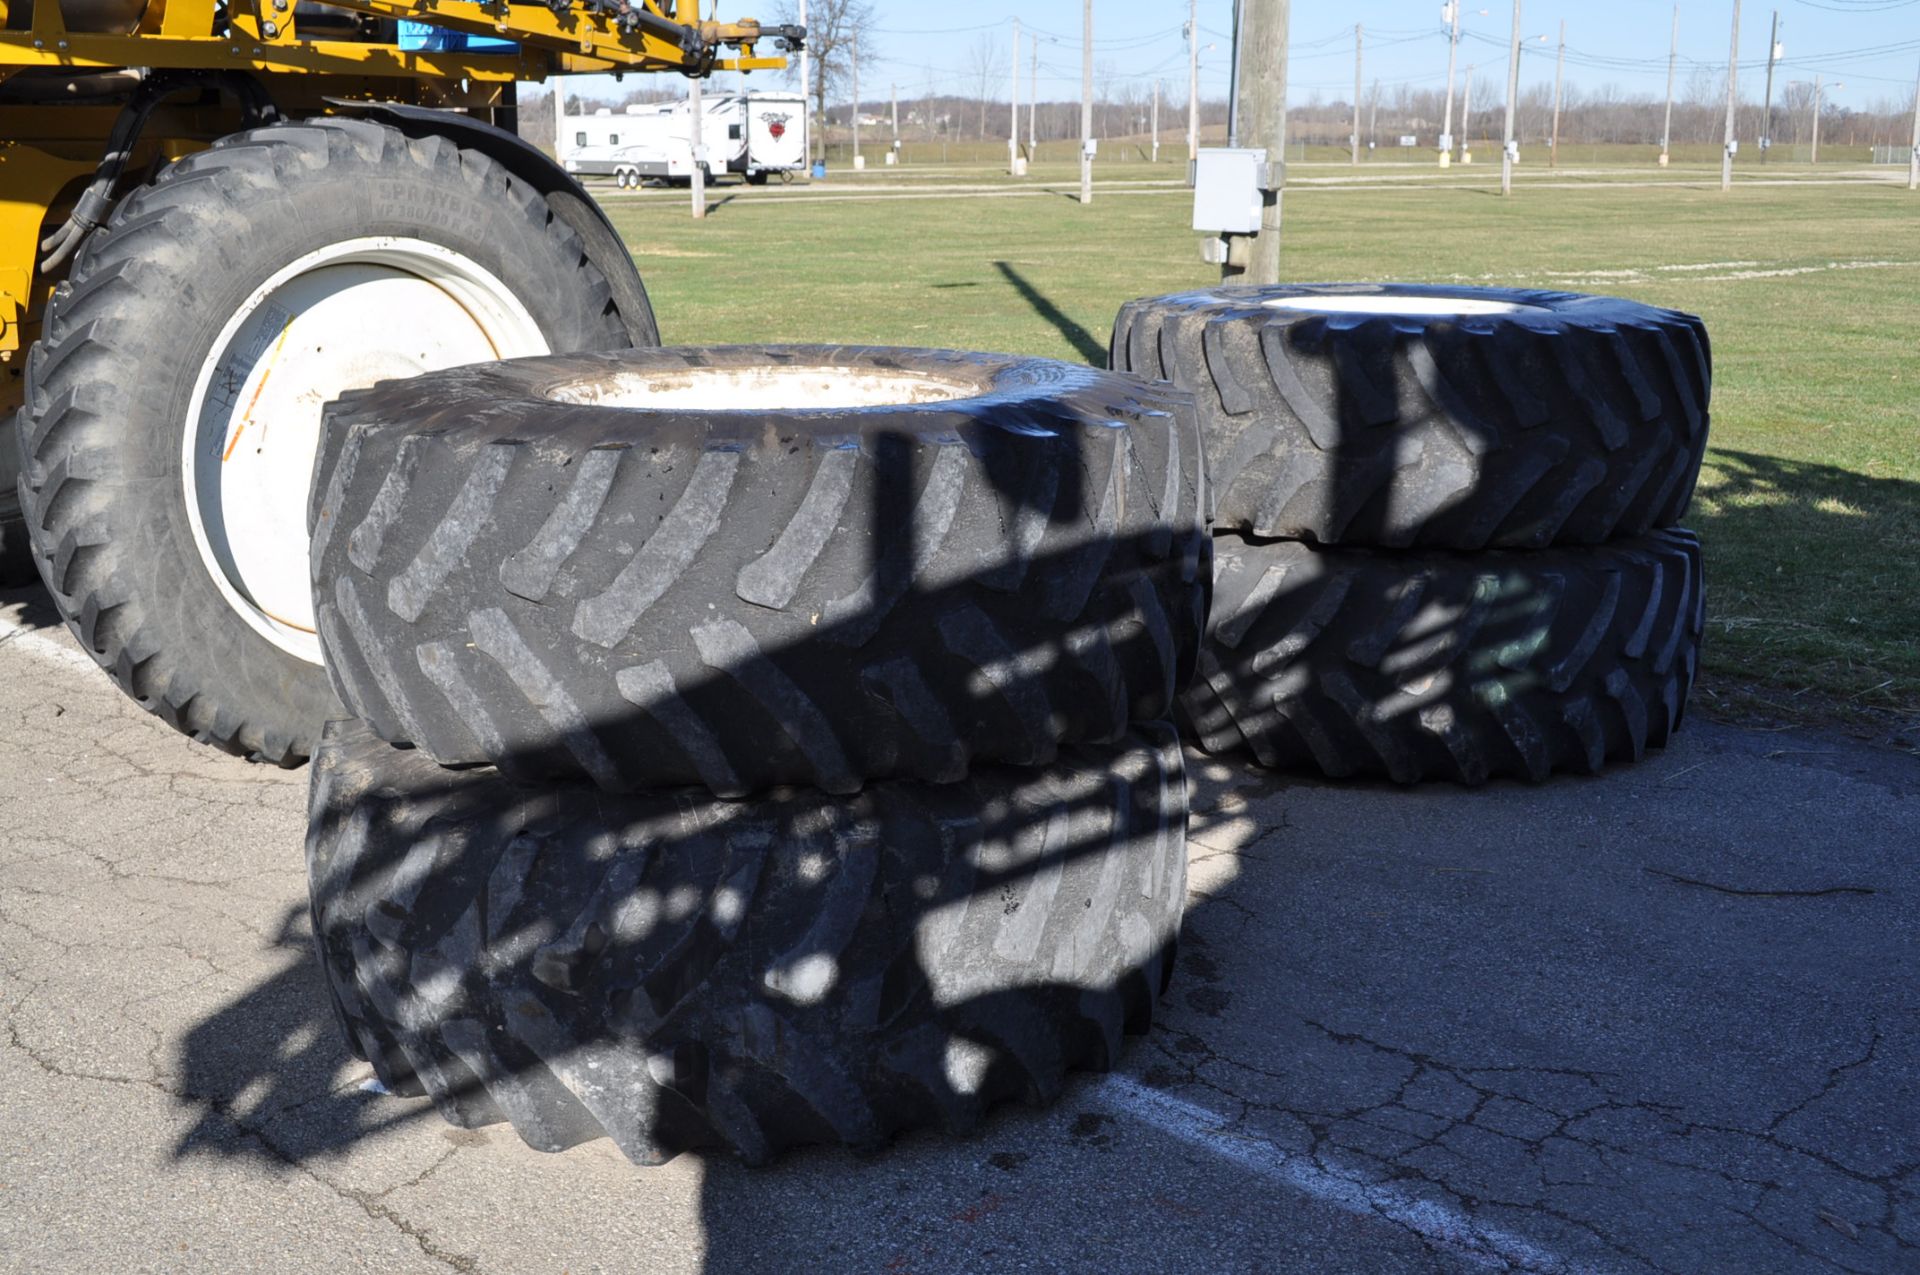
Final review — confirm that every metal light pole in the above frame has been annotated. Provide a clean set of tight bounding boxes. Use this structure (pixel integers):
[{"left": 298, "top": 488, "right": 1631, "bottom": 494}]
[
  {"left": 1661, "top": 4, "right": 1679, "bottom": 166},
  {"left": 1010, "top": 19, "right": 1021, "bottom": 172},
  {"left": 1761, "top": 10, "right": 1779, "bottom": 163},
  {"left": 689, "top": 73, "right": 706, "bottom": 219},
  {"left": 1549, "top": 19, "right": 1565, "bottom": 167},
  {"left": 1030, "top": 36, "right": 1039, "bottom": 151},
  {"left": 1811, "top": 75, "right": 1834, "bottom": 164},
  {"left": 851, "top": 31, "right": 860, "bottom": 167},
  {"left": 1440, "top": 1, "right": 1462, "bottom": 166},
  {"left": 1186, "top": 0, "right": 1200, "bottom": 161},
  {"left": 1909, "top": 57, "right": 1920, "bottom": 191},
  {"left": 799, "top": 0, "right": 814, "bottom": 164},
  {"left": 1080, "top": 0, "right": 1094, "bottom": 204},
  {"left": 1229, "top": 0, "right": 1290, "bottom": 283},
  {"left": 1152, "top": 79, "right": 1161, "bottom": 162},
  {"left": 1721, "top": 0, "right": 1741, "bottom": 192},
  {"left": 1500, "top": 1, "right": 1521, "bottom": 196},
  {"left": 1352, "top": 24, "right": 1363, "bottom": 166},
  {"left": 553, "top": 75, "right": 568, "bottom": 168},
  {"left": 1462, "top": 64, "right": 1475, "bottom": 163}
]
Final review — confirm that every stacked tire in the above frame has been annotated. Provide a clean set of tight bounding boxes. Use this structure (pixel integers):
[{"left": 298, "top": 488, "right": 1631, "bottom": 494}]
[
  {"left": 1111, "top": 284, "right": 1710, "bottom": 785},
  {"left": 303, "top": 345, "right": 1211, "bottom": 1163}
]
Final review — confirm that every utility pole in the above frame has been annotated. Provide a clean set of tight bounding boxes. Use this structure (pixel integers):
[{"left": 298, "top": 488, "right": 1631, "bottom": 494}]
[
  {"left": 1352, "top": 24, "right": 1363, "bottom": 166},
  {"left": 553, "top": 77, "right": 568, "bottom": 168},
  {"left": 1186, "top": 0, "right": 1200, "bottom": 161},
  {"left": 1369, "top": 79, "right": 1380, "bottom": 159},
  {"left": 1550, "top": 19, "right": 1565, "bottom": 168},
  {"left": 891, "top": 83, "right": 898, "bottom": 145},
  {"left": 1440, "top": 1, "right": 1463, "bottom": 166},
  {"left": 1010, "top": 19, "right": 1021, "bottom": 172},
  {"left": 689, "top": 73, "right": 706, "bottom": 219},
  {"left": 799, "top": 0, "right": 814, "bottom": 164},
  {"left": 1761, "top": 10, "right": 1779, "bottom": 163},
  {"left": 1030, "top": 36, "right": 1039, "bottom": 151},
  {"left": 1228, "top": 0, "right": 1289, "bottom": 283},
  {"left": 1462, "top": 64, "right": 1475, "bottom": 164},
  {"left": 1501, "top": 1, "right": 1521, "bottom": 196},
  {"left": 1909, "top": 56, "right": 1920, "bottom": 190},
  {"left": 1149, "top": 80, "right": 1161, "bottom": 160},
  {"left": 1661, "top": 4, "right": 1678, "bottom": 166},
  {"left": 1080, "top": 0, "right": 1094, "bottom": 204},
  {"left": 851, "top": 31, "right": 861, "bottom": 167},
  {"left": 1810, "top": 74, "right": 1822, "bottom": 164},
  {"left": 1721, "top": 0, "right": 1741, "bottom": 192}
]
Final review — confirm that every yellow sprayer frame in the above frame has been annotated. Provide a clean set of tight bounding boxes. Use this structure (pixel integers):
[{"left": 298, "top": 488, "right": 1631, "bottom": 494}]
[{"left": 0, "top": 0, "right": 787, "bottom": 408}]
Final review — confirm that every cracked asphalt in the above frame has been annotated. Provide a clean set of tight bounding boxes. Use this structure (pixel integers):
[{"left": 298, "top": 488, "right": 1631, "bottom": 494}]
[{"left": 2, "top": 582, "right": 1916, "bottom": 1275}]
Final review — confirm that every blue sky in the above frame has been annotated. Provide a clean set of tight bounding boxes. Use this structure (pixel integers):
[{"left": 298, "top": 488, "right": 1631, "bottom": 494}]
[{"left": 685, "top": 0, "right": 1920, "bottom": 112}]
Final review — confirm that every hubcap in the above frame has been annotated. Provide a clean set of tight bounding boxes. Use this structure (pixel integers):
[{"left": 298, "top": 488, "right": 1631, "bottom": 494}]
[{"left": 182, "top": 237, "right": 548, "bottom": 665}]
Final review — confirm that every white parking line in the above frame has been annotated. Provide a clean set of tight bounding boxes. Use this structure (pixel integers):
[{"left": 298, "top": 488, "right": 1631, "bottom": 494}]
[{"left": 1094, "top": 1074, "right": 1593, "bottom": 1274}]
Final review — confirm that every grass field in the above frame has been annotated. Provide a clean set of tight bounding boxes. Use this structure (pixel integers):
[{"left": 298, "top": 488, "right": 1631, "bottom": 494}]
[{"left": 599, "top": 161, "right": 1920, "bottom": 734}]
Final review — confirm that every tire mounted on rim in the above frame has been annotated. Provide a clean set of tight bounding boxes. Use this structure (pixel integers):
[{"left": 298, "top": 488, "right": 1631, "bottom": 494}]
[
  {"left": 310, "top": 346, "right": 1209, "bottom": 795},
  {"left": 1111, "top": 283, "right": 1711, "bottom": 550},
  {"left": 14, "top": 118, "right": 653, "bottom": 763}
]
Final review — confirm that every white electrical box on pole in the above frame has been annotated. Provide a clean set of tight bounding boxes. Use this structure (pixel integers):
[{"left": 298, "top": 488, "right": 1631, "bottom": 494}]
[
  {"left": 689, "top": 73, "right": 706, "bottom": 219},
  {"left": 1440, "top": 1, "right": 1463, "bottom": 167},
  {"left": 1081, "top": 0, "right": 1095, "bottom": 204},
  {"left": 1721, "top": 0, "right": 1741, "bottom": 192},
  {"left": 1352, "top": 25, "right": 1363, "bottom": 166},
  {"left": 1661, "top": 5, "right": 1679, "bottom": 166},
  {"left": 1223, "top": 0, "right": 1288, "bottom": 283},
  {"left": 1550, "top": 19, "right": 1565, "bottom": 168}
]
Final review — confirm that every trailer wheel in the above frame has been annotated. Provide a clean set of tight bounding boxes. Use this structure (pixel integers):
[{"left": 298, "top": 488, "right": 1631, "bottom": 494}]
[{"left": 15, "top": 118, "right": 649, "bottom": 764}]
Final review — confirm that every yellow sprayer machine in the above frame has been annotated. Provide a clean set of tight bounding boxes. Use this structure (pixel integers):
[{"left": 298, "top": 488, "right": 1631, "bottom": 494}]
[{"left": 0, "top": 0, "right": 794, "bottom": 761}]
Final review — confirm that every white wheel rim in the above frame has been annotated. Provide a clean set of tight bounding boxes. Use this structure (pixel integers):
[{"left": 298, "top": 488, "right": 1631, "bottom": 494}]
[
  {"left": 545, "top": 365, "right": 980, "bottom": 411},
  {"left": 182, "top": 237, "right": 549, "bottom": 665},
  {"left": 1263, "top": 294, "right": 1545, "bottom": 318}
]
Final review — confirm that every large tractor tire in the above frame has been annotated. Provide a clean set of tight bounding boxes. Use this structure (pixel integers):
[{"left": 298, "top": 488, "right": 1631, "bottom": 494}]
[
  {"left": 1111, "top": 284, "right": 1711, "bottom": 550},
  {"left": 14, "top": 117, "right": 653, "bottom": 764},
  {"left": 0, "top": 451, "right": 29, "bottom": 587},
  {"left": 1183, "top": 530, "right": 1705, "bottom": 785},
  {"left": 310, "top": 347, "right": 1208, "bottom": 795},
  {"left": 308, "top": 716, "right": 1189, "bottom": 1165}
]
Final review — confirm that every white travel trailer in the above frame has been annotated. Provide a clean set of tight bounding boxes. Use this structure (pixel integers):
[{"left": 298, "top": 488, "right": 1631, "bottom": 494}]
[{"left": 559, "top": 91, "right": 807, "bottom": 187}]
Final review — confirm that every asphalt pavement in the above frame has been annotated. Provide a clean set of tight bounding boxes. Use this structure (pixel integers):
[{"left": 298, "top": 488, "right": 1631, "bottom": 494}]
[{"left": 2, "top": 582, "right": 1915, "bottom": 1275}]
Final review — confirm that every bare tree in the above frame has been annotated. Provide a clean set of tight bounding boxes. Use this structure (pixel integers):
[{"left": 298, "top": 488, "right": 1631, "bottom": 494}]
[
  {"left": 775, "top": 0, "right": 876, "bottom": 157},
  {"left": 967, "top": 35, "right": 1004, "bottom": 139}
]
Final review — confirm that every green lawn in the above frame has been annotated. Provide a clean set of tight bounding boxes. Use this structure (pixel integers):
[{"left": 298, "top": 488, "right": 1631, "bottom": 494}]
[{"left": 601, "top": 167, "right": 1920, "bottom": 729}]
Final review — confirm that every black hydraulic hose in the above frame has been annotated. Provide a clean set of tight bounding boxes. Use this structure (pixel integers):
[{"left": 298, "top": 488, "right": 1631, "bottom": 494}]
[{"left": 39, "top": 70, "right": 279, "bottom": 273}]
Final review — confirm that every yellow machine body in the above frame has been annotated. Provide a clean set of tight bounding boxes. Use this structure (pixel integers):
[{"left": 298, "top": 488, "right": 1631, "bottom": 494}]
[{"left": 0, "top": 0, "right": 785, "bottom": 411}]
